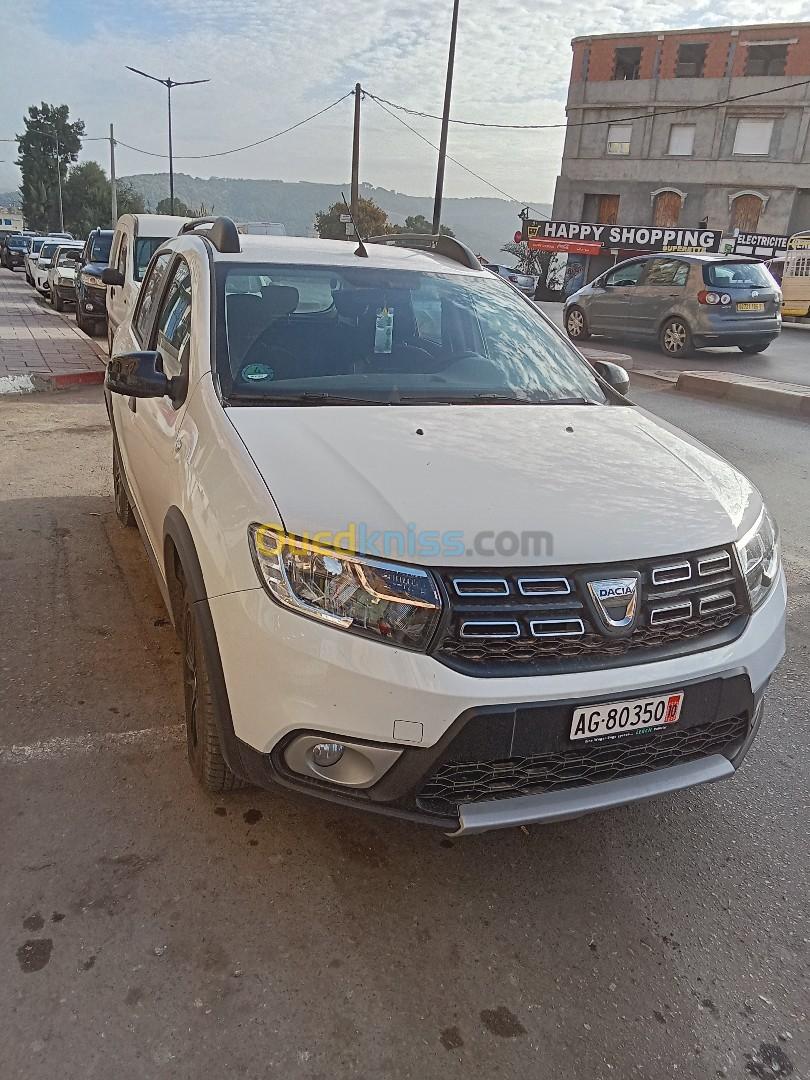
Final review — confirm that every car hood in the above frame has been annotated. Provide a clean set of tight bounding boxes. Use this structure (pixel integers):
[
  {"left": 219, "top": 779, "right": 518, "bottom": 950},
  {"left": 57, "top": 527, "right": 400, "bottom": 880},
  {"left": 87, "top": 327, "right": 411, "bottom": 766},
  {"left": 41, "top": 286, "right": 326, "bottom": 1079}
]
[
  {"left": 81, "top": 260, "right": 109, "bottom": 276},
  {"left": 227, "top": 403, "right": 761, "bottom": 567}
]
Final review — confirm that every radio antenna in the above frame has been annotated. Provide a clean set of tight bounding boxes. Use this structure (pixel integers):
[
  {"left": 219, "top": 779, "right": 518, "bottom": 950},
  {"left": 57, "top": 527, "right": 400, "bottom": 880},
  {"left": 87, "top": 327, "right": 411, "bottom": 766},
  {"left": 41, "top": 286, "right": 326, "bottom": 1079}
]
[{"left": 342, "top": 193, "right": 368, "bottom": 258}]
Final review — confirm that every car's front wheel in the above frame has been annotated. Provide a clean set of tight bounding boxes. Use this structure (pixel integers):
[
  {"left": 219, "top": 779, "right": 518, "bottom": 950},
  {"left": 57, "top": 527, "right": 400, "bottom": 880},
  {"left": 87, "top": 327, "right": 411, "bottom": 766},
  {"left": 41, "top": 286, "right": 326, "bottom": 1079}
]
[
  {"left": 112, "top": 441, "right": 136, "bottom": 528},
  {"left": 659, "top": 317, "right": 694, "bottom": 357},
  {"left": 738, "top": 340, "right": 772, "bottom": 355},
  {"left": 181, "top": 581, "right": 245, "bottom": 793},
  {"left": 53, "top": 290, "right": 65, "bottom": 312},
  {"left": 565, "top": 306, "right": 590, "bottom": 341}
]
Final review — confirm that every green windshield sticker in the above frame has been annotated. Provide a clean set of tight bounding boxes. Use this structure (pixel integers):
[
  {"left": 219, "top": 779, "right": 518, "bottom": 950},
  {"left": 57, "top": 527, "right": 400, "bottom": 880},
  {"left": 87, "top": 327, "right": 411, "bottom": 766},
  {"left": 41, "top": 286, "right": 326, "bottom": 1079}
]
[{"left": 242, "top": 363, "right": 274, "bottom": 382}]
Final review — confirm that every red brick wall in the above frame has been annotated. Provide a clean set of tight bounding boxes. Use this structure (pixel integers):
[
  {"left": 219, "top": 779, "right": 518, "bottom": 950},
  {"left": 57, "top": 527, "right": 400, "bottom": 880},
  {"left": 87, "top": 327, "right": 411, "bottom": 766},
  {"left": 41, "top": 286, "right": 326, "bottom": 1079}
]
[
  {"left": 658, "top": 33, "right": 731, "bottom": 79},
  {"left": 575, "top": 23, "right": 810, "bottom": 83}
]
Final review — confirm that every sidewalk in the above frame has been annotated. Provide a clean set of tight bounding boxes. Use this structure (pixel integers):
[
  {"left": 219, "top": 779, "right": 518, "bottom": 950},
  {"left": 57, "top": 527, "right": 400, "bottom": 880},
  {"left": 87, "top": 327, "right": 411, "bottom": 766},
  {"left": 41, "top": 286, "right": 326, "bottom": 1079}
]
[{"left": 0, "top": 268, "right": 106, "bottom": 393}]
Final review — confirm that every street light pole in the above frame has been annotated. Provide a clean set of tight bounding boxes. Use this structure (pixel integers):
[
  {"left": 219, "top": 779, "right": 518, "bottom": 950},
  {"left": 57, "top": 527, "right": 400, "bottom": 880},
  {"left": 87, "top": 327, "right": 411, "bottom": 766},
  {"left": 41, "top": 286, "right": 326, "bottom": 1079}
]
[
  {"left": 125, "top": 67, "right": 210, "bottom": 214},
  {"left": 432, "top": 0, "right": 460, "bottom": 235}
]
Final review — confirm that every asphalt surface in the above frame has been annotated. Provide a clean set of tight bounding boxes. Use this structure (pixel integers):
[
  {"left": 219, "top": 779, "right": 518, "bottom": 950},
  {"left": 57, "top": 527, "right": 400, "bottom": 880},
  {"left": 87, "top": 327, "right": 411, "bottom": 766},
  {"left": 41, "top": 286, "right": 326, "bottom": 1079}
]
[
  {"left": 1, "top": 382, "right": 808, "bottom": 1080},
  {"left": 538, "top": 301, "right": 810, "bottom": 387}
]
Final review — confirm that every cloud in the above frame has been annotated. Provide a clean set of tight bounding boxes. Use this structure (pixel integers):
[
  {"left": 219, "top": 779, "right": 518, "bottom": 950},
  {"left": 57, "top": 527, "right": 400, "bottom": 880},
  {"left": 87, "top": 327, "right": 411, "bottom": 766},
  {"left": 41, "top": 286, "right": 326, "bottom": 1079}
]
[{"left": 1, "top": 1, "right": 806, "bottom": 202}]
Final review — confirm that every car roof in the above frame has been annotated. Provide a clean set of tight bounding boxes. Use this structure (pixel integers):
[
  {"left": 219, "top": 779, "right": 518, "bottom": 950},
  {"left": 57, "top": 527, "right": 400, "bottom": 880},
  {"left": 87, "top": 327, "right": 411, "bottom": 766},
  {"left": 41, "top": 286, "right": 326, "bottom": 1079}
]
[
  {"left": 118, "top": 213, "right": 190, "bottom": 237},
  {"left": 625, "top": 252, "right": 764, "bottom": 264},
  {"left": 205, "top": 233, "right": 483, "bottom": 276}
]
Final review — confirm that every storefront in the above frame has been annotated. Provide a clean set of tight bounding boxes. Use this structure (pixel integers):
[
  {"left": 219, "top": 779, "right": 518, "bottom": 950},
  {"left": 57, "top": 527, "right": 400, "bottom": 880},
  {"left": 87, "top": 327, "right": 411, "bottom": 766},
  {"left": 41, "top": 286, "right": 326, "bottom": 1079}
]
[{"left": 521, "top": 217, "right": 723, "bottom": 300}]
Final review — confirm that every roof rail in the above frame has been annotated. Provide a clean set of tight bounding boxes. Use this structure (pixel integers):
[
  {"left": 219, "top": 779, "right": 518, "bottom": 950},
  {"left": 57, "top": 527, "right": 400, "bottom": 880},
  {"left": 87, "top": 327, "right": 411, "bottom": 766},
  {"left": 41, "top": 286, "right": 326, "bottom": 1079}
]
[
  {"left": 179, "top": 216, "right": 241, "bottom": 254},
  {"left": 365, "top": 233, "right": 482, "bottom": 270}
]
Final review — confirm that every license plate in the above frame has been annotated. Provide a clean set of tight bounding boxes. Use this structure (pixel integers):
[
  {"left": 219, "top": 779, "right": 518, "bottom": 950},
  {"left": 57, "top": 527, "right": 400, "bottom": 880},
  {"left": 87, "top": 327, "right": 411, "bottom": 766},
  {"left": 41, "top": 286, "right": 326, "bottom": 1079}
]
[
  {"left": 570, "top": 691, "right": 684, "bottom": 742},
  {"left": 736, "top": 302, "right": 765, "bottom": 312}
]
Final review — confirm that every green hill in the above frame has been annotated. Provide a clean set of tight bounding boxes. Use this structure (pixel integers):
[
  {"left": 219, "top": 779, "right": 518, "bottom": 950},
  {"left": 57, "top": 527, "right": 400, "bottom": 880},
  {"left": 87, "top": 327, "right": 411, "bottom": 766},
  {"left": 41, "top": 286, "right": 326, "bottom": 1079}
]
[{"left": 122, "top": 174, "right": 548, "bottom": 260}]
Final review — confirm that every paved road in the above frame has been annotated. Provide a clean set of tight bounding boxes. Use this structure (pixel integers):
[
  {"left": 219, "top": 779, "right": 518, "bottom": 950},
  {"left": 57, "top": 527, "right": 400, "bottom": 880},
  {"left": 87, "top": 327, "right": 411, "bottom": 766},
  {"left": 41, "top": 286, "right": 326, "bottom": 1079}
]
[
  {"left": 0, "top": 383, "right": 807, "bottom": 1080},
  {"left": 538, "top": 301, "right": 810, "bottom": 387}
]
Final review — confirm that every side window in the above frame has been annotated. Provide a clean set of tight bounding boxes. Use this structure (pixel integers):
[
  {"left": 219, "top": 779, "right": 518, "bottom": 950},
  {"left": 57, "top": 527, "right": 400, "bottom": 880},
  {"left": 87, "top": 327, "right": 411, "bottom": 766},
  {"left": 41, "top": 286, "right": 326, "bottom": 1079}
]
[
  {"left": 116, "top": 235, "right": 128, "bottom": 277},
  {"left": 643, "top": 258, "right": 689, "bottom": 287},
  {"left": 605, "top": 261, "right": 643, "bottom": 287},
  {"left": 154, "top": 260, "right": 192, "bottom": 378},
  {"left": 133, "top": 252, "right": 173, "bottom": 344}
]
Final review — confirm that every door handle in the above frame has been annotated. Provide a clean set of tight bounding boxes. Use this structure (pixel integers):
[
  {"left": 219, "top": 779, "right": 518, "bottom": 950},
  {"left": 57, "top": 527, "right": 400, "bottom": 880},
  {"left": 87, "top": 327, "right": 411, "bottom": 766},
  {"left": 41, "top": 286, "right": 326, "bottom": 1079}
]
[{"left": 128, "top": 396, "right": 136, "bottom": 413}]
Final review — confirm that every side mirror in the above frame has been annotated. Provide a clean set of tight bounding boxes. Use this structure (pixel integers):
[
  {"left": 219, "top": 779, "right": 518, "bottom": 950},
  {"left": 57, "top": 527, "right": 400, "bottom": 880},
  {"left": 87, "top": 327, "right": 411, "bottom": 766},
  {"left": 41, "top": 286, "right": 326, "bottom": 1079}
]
[
  {"left": 593, "top": 360, "right": 630, "bottom": 397},
  {"left": 101, "top": 267, "right": 124, "bottom": 287},
  {"left": 106, "top": 351, "right": 171, "bottom": 400}
]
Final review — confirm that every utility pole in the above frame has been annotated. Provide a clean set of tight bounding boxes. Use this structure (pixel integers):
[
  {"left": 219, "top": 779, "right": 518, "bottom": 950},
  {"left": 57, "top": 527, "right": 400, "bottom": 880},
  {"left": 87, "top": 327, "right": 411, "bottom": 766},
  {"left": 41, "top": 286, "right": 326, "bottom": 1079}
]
[
  {"left": 432, "top": 0, "right": 460, "bottom": 235},
  {"left": 351, "top": 83, "right": 362, "bottom": 227},
  {"left": 109, "top": 123, "right": 118, "bottom": 228},
  {"left": 125, "top": 67, "right": 210, "bottom": 215}
]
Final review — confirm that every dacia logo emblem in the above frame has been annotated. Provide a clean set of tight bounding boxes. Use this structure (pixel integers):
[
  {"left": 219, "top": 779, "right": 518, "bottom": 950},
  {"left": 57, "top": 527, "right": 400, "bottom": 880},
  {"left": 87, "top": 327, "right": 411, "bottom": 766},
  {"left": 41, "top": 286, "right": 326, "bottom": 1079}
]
[{"left": 587, "top": 576, "right": 639, "bottom": 630}]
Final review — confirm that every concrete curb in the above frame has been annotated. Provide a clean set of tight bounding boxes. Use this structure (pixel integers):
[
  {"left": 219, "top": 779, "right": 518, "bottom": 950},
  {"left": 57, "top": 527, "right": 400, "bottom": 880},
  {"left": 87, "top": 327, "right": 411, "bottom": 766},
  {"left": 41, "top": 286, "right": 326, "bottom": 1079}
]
[
  {"left": 580, "top": 345, "right": 635, "bottom": 370},
  {"left": 674, "top": 370, "right": 810, "bottom": 420}
]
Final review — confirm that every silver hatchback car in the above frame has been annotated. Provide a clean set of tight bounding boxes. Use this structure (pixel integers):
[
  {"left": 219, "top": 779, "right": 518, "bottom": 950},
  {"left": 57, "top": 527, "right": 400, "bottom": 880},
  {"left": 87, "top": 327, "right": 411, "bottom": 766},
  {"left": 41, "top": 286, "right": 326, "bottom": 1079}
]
[{"left": 564, "top": 254, "right": 782, "bottom": 356}]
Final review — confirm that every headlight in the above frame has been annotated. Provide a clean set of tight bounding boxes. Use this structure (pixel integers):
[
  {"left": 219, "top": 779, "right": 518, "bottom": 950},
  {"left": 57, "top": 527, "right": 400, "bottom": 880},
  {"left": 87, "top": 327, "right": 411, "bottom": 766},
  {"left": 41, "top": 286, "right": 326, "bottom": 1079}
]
[
  {"left": 83, "top": 274, "right": 104, "bottom": 288},
  {"left": 735, "top": 507, "right": 780, "bottom": 611},
  {"left": 249, "top": 525, "right": 442, "bottom": 650}
]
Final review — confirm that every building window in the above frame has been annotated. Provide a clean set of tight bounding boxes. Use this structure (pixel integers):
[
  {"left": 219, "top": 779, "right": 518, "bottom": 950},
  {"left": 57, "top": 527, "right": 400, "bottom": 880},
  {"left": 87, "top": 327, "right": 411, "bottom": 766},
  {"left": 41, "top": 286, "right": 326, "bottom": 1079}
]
[
  {"left": 744, "top": 43, "right": 788, "bottom": 76},
  {"left": 676, "top": 43, "right": 707, "bottom": 77},
  {"left": 613, "top": 47, "right": 642, "bottom": 80},
  {"left": 584, "top": 194, "right": 620, "bottom": 225},
  {"left": 652, "top": 191, "right": 683, "bottom": 228},
  {"left": 667, "top": 124, "right": 695, "bottom": 156},
  {"left": 730, "top": 193, "right": 764, "bottom": 233},
  {"left": 732, "top": 118, "right": 774, "bottom": 156},
  {"left": 606, "top": 124, "right": 632, "bottom": 155}
]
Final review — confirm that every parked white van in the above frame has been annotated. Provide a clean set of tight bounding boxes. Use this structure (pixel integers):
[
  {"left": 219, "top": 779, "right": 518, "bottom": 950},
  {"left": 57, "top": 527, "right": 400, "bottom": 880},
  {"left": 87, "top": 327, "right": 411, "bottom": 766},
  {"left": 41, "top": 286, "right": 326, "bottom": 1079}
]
[{"left": 102, "top": 214, "right": 188, "bottom": 353}]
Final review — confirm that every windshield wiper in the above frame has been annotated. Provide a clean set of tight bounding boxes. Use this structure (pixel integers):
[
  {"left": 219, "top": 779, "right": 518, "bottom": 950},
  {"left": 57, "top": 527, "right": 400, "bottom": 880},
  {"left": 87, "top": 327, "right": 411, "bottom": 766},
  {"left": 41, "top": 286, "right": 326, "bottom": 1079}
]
[{"left": 228, "top": 391, "right": 387, "bottom": 405}]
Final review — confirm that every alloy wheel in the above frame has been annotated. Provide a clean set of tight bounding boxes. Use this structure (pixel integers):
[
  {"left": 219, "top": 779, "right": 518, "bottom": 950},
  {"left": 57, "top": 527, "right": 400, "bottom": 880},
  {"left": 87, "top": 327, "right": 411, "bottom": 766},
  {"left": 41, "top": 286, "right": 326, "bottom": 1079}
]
[
  {"left": 567, "top": 309, "right": 585, "bottom": 337},
  {"left": 663, "top": 321, "right": 689, "bottom": 353}
]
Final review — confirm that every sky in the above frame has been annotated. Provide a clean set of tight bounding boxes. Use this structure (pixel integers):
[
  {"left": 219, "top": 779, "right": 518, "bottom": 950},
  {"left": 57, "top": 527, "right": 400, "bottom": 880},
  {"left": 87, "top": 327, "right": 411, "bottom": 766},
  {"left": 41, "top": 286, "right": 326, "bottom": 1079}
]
[{"left": 1, "top": 0, "right": 808, "bottom": 204}]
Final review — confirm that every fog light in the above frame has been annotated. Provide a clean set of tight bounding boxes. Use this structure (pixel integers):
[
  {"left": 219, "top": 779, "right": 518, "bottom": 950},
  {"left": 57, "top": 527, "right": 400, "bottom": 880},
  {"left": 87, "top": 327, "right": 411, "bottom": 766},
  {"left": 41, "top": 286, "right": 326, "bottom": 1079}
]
[
  {"left": 85, "top": 303, "right": 93, "bottom": 311},
  {"left": 311, "top": 742, "right": 345, "bottom": 768}
]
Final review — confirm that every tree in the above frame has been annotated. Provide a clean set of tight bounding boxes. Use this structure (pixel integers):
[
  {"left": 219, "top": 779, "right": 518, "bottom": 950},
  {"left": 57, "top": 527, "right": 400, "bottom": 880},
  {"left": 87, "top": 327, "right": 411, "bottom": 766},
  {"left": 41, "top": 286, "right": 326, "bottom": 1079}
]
[
  {"left": 156, "top": 196, "right": 191, "bottom": 216},
  {"left": 390, "top": 213, "right": 455, "bottom": 237},
  {"left": 116, "top": 180, "right": 146, "bottom": 217},
  {"left": 63, "top": 161, "right": 110, "bottom": 237},
  {"left": 315, "top": 197, "right": 390, "bottom": 240},
  {"left": 16, "top": 103, "right": 85, "bottom": 232}
]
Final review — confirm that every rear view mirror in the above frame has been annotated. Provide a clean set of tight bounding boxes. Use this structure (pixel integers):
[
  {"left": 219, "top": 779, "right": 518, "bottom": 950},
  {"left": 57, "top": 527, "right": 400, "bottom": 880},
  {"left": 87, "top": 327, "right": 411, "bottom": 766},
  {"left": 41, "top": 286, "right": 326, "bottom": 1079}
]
[
  {"left": 101, "top": 267, "right": 124, "bottom": 287},
  {"left": 106, "top": 351, "right": 171, "bottom": 399},
  {"left": 593, "top": 360, "right": 630, "bottom": 397}
]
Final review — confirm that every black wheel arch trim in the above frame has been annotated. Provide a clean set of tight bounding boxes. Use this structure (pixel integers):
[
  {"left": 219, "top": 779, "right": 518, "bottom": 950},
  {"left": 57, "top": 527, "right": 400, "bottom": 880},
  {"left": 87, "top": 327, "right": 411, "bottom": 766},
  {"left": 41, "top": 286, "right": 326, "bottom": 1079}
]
[{"left": 162, "top": 506, "right": 247, "bottom": 780}]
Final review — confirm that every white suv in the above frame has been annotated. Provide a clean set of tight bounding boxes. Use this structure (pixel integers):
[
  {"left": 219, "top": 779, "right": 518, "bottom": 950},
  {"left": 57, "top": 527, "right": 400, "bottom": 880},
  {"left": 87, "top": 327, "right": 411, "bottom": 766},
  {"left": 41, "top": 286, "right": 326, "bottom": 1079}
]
[{"left": 105, "top": 217, "right": 786, "bottom": 834}]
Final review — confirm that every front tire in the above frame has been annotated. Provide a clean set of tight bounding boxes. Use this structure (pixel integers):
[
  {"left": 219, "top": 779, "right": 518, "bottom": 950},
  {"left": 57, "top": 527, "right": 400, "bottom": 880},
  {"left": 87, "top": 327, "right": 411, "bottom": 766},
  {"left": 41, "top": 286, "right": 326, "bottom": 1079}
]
[
  {"left": 53, "top": 290, "right": 65, "bottom": 312},
  {"left": 565, "top": 306, "right": 591, "bottom": 341},
  {"left": 738, "top": 341, "right": 771, "bottom": 355},
  {"left": 112, "top": 441, "right": 136, "bottom": 528},
  {"left": 659, "top": 317, "right": 694, "bottom": 357},
  {"left": 76, "top": 303, "right": 87, "bottom": 331},
  {"left": 181, "top": 584, "right": 245, "bottom": 793}
]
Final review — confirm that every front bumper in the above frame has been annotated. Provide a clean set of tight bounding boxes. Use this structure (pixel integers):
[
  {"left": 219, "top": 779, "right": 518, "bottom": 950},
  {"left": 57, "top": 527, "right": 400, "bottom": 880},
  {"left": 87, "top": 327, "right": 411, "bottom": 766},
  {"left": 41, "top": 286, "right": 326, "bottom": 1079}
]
[
  {"left": 209, "top": 570, "right": 785, "bottom": 831},
  {"left": 77, "top": 285, "right": 107, "bottom": 318}
]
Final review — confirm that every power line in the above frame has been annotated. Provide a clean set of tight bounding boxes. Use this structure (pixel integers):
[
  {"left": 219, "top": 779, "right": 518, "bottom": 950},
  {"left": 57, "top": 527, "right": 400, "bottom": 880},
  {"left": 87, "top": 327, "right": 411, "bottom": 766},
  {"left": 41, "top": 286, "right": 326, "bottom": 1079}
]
[
  {"left": 366, "top": 77, "right": 810, "bottom": 131},
  {"left": 368, "top": 93, "right": 549, "bottom": 219},
  {"left": 114, "top": 92, "right": 353, "bottom": 160}
]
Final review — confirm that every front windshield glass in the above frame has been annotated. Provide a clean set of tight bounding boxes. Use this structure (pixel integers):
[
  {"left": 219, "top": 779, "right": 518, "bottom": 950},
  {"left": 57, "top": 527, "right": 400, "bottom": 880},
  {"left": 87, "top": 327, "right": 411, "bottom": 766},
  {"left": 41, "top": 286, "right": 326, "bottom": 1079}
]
[
  {"left": 31, "top": 238, "right": 45, "bottom": 254},
  {"left": 218, "top": 264, "right": 608, "bottom": 405},
  {"left": 135, "top": 236, "right": 169, "bottom": 281},
  {"left": 8, "top": 237, "right": 26, "bottom": 250},
  {"left": 39, "top": 243, "right": 59, "bottom": 261},
  {"left": 57, "top": 250, "right": 80, "bottom": 266},
  {"left": 703, "top": 261, "right": 775, "bottom": 287},
  {"left": 90, "top": 234, "right": 113, "bottom": 263}
]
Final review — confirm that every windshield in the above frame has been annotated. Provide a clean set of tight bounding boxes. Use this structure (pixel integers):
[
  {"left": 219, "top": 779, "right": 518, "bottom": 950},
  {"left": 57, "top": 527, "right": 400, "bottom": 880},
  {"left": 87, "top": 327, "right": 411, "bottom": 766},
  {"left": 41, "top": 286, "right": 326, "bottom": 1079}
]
[
  {"left": 57, "top": 250, "right": 80, "bottom": 266},
  {"left": 90, "top": 234, "right": 113, "bottom": 263},
  {"left": 8, "top": 237, "right": 26, "bottom": 250},
  {"left": 135, "top": 236, "right": 169, "bottom": 281},
  {"left": 31, "top": 238, "right": 45, "bottom": 254},
  {"left": 703, "top": 261, "right": 775, "bottom": 287},
  {"left": 218, "top": 264, "right": 608, "bottom": 405},
  {"left": 39, "top": 243, "right": 60, "bottom": 261}
]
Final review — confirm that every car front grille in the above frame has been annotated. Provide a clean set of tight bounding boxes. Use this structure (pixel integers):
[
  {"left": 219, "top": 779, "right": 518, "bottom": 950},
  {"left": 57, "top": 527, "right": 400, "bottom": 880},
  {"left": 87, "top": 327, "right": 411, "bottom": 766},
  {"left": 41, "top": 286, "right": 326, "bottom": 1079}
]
[
  {"left": 417, "top": 714, "right": 749, "bottom": 815},
  {"left": 432, "top": 546, "right": 747, "bottom": 675}
]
